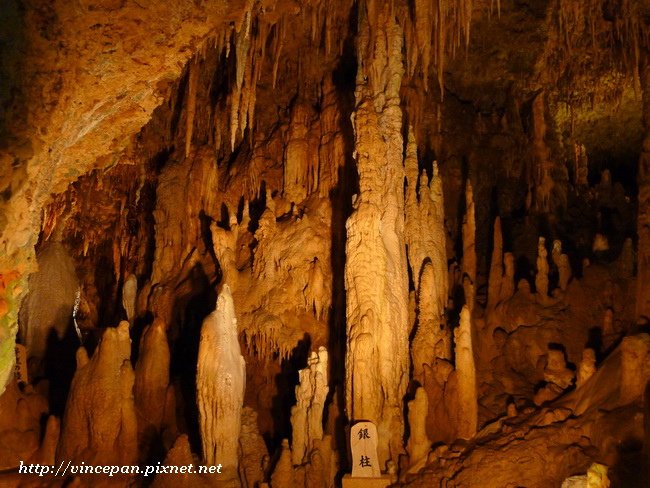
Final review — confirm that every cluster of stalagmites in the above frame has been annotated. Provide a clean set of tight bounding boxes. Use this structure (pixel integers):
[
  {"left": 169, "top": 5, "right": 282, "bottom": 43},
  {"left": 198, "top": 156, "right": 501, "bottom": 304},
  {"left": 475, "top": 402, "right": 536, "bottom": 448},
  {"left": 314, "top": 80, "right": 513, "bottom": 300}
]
[{"left": 4, "top": 1, "right": 650, "bottom": 487}]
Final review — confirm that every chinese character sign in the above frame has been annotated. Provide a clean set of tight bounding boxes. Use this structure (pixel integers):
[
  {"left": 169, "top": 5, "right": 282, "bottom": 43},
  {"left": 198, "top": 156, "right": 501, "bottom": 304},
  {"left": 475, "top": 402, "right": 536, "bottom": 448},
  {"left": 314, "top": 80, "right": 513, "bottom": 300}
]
[{"left": 351, "top": 421, "right": 381, "bottom": 477}]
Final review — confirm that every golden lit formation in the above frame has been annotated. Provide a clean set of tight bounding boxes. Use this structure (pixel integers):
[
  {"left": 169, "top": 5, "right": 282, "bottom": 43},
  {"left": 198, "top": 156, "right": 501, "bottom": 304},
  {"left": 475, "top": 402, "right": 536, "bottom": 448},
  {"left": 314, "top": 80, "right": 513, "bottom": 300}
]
[{"left": 0, "top": 1, "right": 649, "bottom": 486}]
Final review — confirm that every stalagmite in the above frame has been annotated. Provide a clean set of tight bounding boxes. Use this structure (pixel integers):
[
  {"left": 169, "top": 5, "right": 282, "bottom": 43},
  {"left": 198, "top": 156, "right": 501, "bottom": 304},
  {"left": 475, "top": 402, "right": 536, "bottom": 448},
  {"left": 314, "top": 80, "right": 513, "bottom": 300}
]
[
  {"left": 197, "top": 284, "right": 246, "bottom": 477},
  {"left": 345, "top": 1, "right": 409, "bottom": 468},
  {"left": 577, "top": 348, "right": 596, "bottom": 388},
  {"left": 405, "top": 127, "right": 449, "bottom": 381},
  {"left": 122, "top": 273, "right": 137, "bottom": 323},
  {"left": 620, "top": 335, "right": 650, "bottom": 404},
  {"left": 305, "top": 438, "right": 331, "bottom": 488},
  {"left": 602, "top": 308, "right": 615, "bottom": 338},
  {"left": 134, "top": 318, "right": 170, "bottom": 433},
  {"left": 552, "top": 240, "right": 571, "bottom": 291},
  {"left": 239, "top": 407, "right": 269, "bottom": 488},
  {"left": 271, "top": 439, "right": 295, "bottom": 488},
  {"left": 404, "top": 128, "right": 448, "bottom": 308},
  {"left": 58, "top": 321, "right": 138, "bottom": 465},
  {"left": 592, "top": 233, "right": 609, "bottom": 252},
  {"left": 488, "top": 217, "right": 504, "bottom": 309},
  {"left": 455, "top": 305, "right": 477, "bottom": 439},
  {"left": 544, "top": 349, "right": 574, "bottom": 390},
  {"left": 412, "top": 261, "right": 451, "bottom": 381},
  {"left": 462, "top": 181, "right": 477, "bottom": 311},
  {"left": 152, "top": 434, "right": 211, "bottom": 488},
  {"left": 291, "top": 346, "right": 329, "bottom": 466},
  {"left": 407, "top": 387, "right": 431, "bottom": 472},
  {"left": 536, "top": 237, "right": 549, "bottom": 299}
]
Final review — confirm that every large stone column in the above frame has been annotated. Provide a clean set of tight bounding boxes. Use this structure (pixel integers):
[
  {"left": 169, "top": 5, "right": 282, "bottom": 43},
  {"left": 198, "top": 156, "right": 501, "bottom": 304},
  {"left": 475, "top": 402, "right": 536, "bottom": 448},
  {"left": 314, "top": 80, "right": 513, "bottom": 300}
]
[
  {"left": 197, "top": 284, "right": 246, "bottom": 479},
  {"left": 345, "top": 0, "right": 409, "bottom": 469}
]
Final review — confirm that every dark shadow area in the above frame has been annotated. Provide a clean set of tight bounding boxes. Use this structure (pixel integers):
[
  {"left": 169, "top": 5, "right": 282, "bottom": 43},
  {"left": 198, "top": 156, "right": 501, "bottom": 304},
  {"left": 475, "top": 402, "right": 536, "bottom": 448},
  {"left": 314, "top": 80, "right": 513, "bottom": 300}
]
[
  {"left": 266, "top": 334, "right": 312, "bottom": 455},
  {"left": 169, "top": 263, "right": 217, "bottom": 456},
  {"left": 609, "top": 436, "right": 645, "bottom": 488},
  {"left": 585, "top": 327, "right": 604, "bottom": 362},
  {"left": 94, "top": 240, "right": 119, "bottom": 329},
  {"left": 327, "top": 2, "right": 358, "bottom": 475},
  {"left": 42, "top": 317, "right": 79, "bottom": 417}
]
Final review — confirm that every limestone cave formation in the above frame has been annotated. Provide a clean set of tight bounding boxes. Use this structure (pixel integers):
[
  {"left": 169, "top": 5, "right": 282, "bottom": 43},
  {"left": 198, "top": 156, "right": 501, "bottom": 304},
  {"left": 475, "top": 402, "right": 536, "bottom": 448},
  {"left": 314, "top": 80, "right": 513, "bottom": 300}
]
[{"left": 1, "top": 0, "right": 650, "bottom": 486}]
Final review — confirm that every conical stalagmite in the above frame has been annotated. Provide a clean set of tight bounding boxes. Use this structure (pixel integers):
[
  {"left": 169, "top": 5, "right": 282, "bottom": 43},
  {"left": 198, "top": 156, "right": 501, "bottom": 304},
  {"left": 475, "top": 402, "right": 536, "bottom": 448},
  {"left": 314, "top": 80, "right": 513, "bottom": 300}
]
[
  {"left": 271, "top": 439, "right": 296, "bottom": 488},
  {"left": 455, "top": 306, "right": 477, "bottom": 439},
  {"left": 291, "top": 346, "right": 329, "bottom": 466},
  {"left": 536, "top": 237, "right": 549, "bottom": 300},
  {"left": 58, "top": 321, "right": 138, "bottom": 465},
  {"left": 551, "top": 240, "right": 571, "bottom": 291},
  {"left": 412, "top": 261, "right": 451, "bottom": 381},
  {"left": 405, "top": 126, "right": 449, "bottom": 382},
  {"left": 197, "top": 284, "right": 246, "bottom": 477},
  {"left": 404, "top": 128, "right": 448, "bottom": 307},
  {"left": 407, "top": 387, "right": 432, "bottom": 472},
  {"left": 134, "top": 318, "right": 171, "bottom": 438},
  {"left": 345, "top": 0, "right": 410, "bottom": 469},
  {"left": 239, "top": 407, "right": 269, "bottom": 488}
]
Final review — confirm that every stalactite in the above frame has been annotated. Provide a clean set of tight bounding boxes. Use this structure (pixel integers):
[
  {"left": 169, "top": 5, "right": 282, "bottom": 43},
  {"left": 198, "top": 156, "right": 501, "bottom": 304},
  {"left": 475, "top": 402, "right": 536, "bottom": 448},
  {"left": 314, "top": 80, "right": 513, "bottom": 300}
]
[
  {"left": 122, "top": 273, "right": 137, "bottom": 324},
  {"left": 455, "top": 305, "right": 477, "bottom": 439},
  {"left": 185, "top": 58, "right": 198, "bottom": 158},
  {"left": 345, "top": 0, "right": 409, "bottom": 469},
  {"left": 231, "top": 8, "right": 253, "bottom": 151},
  {"left": 403, "top": 0, "right": 473, "bottom": 95},
  {"left": 284, "top": 103, "right": 317, "bottom": 204},
  {"left": 318, "top": 75, "right": 345, "bottom": 198},
  {"left": 531, "top": 92, "right": 567, "bottom": 213},
  {"left": 197, "top": 284, "right": 246, "bottom": 477}
]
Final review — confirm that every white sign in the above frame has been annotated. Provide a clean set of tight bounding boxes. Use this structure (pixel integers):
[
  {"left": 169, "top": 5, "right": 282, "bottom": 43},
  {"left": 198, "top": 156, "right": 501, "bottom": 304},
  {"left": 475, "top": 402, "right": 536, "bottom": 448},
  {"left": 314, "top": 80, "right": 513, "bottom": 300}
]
[{"left": 350, "top": 421, "right": 381, "bottom": 477}]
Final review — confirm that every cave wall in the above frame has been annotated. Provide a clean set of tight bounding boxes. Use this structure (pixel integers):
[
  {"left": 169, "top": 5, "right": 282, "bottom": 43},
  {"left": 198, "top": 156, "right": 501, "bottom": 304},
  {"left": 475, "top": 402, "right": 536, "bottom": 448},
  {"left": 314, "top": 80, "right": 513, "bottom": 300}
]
[{"left": 1, "top": 0, "right": 650, "bottom": 486}]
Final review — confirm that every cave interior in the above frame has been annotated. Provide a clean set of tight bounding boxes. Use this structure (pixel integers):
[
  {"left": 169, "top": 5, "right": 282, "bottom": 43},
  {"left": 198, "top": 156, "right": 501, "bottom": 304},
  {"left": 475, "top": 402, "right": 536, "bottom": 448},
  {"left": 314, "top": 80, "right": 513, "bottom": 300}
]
[{"left": 1, "top": 0, "right": 650, "bottom": 487}]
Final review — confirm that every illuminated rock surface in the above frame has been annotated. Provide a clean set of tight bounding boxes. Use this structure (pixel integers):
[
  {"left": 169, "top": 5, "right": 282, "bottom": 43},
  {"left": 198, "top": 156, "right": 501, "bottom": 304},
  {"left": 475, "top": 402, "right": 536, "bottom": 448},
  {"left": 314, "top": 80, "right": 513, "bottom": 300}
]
[{"left": 0, "top": 1, "right": 649, "bottom": 486}]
